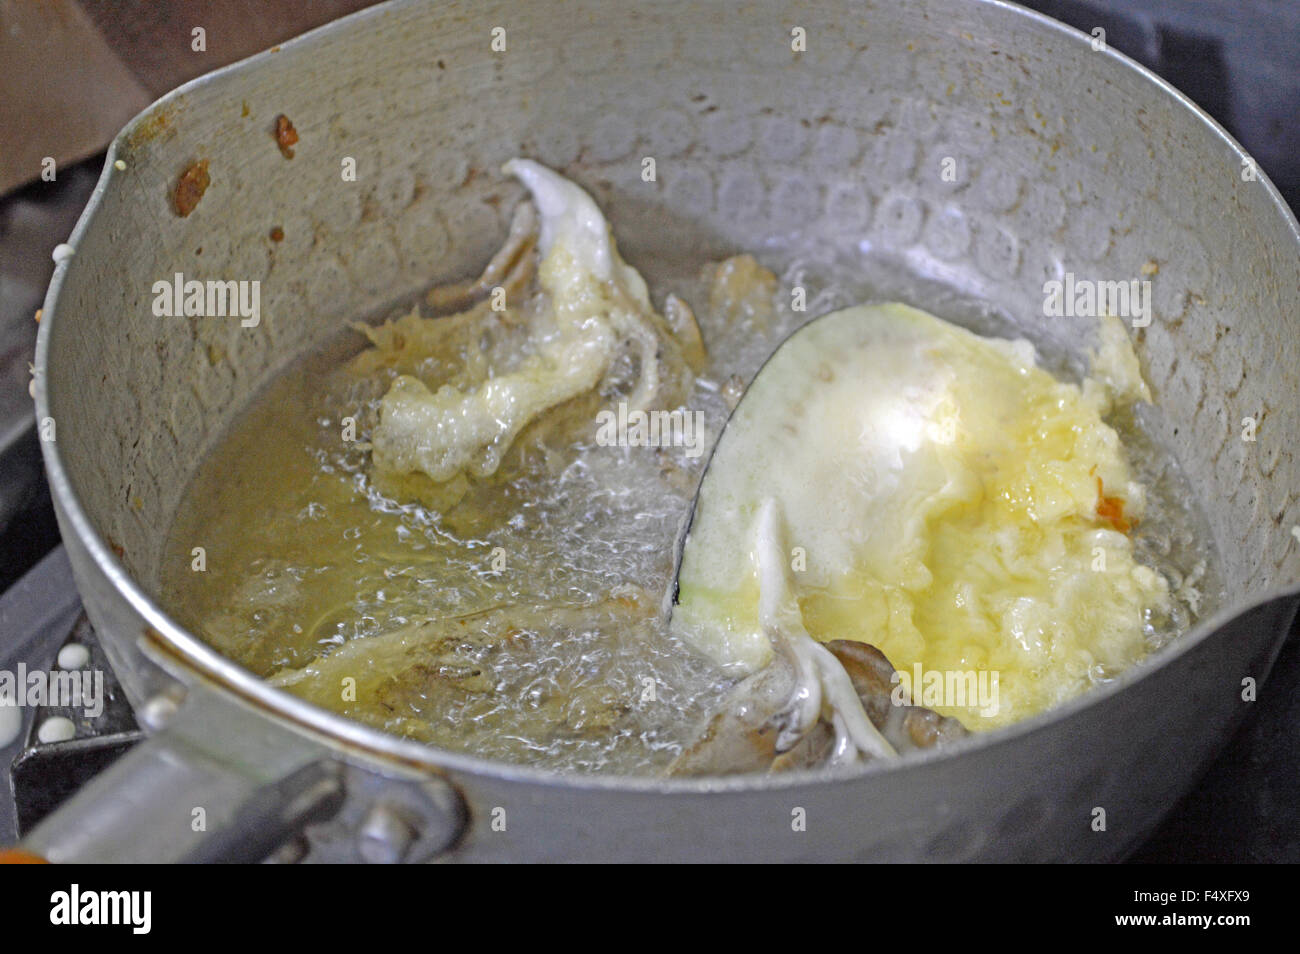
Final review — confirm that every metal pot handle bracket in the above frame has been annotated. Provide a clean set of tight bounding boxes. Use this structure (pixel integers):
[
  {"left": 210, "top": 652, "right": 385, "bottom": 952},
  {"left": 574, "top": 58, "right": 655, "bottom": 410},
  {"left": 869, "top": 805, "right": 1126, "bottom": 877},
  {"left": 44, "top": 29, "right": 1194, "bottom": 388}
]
[{"left": 17, "top": 683, "right": 468, "bottom": 863}]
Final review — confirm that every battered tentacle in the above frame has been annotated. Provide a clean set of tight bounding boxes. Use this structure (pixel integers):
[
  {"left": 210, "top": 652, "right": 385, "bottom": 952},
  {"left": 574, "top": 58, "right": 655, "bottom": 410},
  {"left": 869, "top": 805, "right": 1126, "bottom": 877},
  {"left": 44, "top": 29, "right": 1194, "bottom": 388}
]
[{"left": 366, "top": 160, "right": 695, "bottom": 491}]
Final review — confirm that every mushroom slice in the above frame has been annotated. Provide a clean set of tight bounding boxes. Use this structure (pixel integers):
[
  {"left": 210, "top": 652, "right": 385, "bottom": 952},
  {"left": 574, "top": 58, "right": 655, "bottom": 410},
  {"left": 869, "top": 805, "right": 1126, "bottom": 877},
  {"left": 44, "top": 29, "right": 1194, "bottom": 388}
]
[{"left": 823, "top": 640, "right": 968, "bottom": 752}]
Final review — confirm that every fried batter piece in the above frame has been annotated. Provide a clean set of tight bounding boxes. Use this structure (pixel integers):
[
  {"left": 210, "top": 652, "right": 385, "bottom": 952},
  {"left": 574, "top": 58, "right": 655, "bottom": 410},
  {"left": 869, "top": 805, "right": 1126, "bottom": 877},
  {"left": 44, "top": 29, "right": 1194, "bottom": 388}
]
[
  {"left": 270, "top": 590, "right": 653, "bottom": 745},
  {"left": 704, "top": 253, "right": 778, "bottom": 334},
  {"left": 356, "top": 160, "right": 698, "bottom": 504}
]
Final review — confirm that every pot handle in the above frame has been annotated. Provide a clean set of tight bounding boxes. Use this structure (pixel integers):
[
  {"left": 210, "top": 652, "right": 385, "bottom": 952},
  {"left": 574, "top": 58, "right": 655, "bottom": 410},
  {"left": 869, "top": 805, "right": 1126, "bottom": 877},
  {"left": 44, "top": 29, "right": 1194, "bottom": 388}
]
[{"left": 16, "top": 686, "right": 342, "bottom": 863}]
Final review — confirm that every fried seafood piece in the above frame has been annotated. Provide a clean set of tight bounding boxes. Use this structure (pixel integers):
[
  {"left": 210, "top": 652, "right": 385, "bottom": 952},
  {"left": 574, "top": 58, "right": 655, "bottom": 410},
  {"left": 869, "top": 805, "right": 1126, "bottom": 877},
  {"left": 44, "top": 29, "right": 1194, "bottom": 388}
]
[
  {"left": 425, "top": 199, "right": 539, "bottom": 314},
  {"left": 360, "top": 159, "right": 695, "bottom": 493}
]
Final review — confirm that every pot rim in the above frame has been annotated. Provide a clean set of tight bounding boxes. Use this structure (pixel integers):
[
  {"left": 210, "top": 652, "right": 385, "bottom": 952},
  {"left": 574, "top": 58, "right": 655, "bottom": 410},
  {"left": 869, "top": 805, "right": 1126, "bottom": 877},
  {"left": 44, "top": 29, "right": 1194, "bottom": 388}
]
[{"left": 33, "top": 0, "right": 1300, "bottom": 794}]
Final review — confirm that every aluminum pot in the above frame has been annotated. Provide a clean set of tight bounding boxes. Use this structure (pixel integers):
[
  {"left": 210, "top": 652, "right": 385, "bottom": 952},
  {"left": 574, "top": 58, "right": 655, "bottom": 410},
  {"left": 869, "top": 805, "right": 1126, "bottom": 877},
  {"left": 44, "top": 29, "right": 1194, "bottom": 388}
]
[{"left": 28, "top": 0, "right": 1300, "bottom": 861}]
